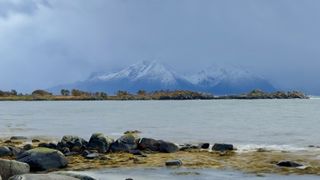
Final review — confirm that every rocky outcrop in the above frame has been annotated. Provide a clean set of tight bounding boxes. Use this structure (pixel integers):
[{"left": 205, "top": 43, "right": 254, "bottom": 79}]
[
  {"left": 16, "top": 148, "right": 68, "bottom": 171},
  {"left": 0, "top": 159, "right": 30, "bottom": 180},
  {"left": 87, "top": 133, "right": 113, "bottom": 153}
]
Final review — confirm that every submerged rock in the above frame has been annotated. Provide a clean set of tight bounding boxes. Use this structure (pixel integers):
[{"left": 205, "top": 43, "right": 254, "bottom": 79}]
[
  {"left": 51, "top": 171, "right": 96, "bottom": 180},
  {"left": 212, "top": 143, "right": 234, "bottom": 152},
  {"left": 165, "top": 159, "right": 183, "bottom": 167},
  {"left": 9, "top": 174, "right": 78, "bottom": 180},
  {"left": 276, "top": 161, "right": 304, "bottom": 168},
  {"left": 0, "top": 159, "right": 30, "bottom": 180},
  {"left": 16, "top": 147, "right": 68, "bottom": 171},
  {"left": 87, "top": 133, "right": 113, "bottom": 153}
]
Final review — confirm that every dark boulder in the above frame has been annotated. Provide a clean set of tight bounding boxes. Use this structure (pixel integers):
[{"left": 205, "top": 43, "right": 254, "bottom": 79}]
[
  {"left": 58, "top": 135, "right": 88, "bottom": 152},
  {"left": 87, "top": 133, "right": 113, "bottom": 153},
  {"left": 16, "top": 147, "right": 68, "bottom": 171},
  {"left": 138, "top": 138, "right": 159, "bottom": 151},
  {"left": 38, "top": 142, "right": 57, "bottom": 149},
  {"left": 110, "top": 134, "right": 139, "bottom": 152},
  {"left": 276, "top": 161, "right": 304, "bottom": 168},
  {"left": 0, "top": 146, "right": 12, "bottom": 157},
  {"left": 165, "top": 159, "right": 183, "bottom": 167},
  {"left": 212, "top": 143, "right": 234, "bottom": 152},
  {"left": 138, "top": 138, "right": 179, "bottom": 153},
  {"left": 158, "top": 141, "right": 179, "bottom": 153},
  {"left": 199, "top": 143, "right": 210, "bottom": 149}
]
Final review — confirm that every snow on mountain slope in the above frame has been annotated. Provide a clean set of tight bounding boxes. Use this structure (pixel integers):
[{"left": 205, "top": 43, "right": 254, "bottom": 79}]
[
  {"left": 189, "top": 65, "right": 259, "bottom": 86},
  {"left": 92, "top": 61, "right": 180, "bottom": 85}
]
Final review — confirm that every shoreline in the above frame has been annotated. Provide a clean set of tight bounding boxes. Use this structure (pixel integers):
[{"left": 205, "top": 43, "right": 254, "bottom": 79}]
[{"left": 1, "top": 132, "right": 320, "bottom": 178}]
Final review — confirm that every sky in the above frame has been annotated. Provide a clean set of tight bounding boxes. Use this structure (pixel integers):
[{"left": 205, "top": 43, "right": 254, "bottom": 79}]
[{"left": 0, "top": 0, "right": 319, "bottom": 94}]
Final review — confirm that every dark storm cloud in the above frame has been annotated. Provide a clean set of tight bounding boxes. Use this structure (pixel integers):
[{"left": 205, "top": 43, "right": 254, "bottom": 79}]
[{"left": 0, "top": 0, "right": 319, "bottom": 94}]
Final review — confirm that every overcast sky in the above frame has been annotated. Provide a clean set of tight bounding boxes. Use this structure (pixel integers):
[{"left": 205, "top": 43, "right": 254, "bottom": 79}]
[{"left": 0, "top": 0, "right": 319, "bottom": 94}]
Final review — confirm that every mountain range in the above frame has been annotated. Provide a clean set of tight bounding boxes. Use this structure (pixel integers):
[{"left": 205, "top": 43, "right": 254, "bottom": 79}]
[{"left": 50, "top": 61, "right": 275, "bottom": 95}]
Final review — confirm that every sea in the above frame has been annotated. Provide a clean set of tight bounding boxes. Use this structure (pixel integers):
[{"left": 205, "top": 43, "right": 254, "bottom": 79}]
[{"left": 0, "top": 99, "right": 319, "bottom": 179}]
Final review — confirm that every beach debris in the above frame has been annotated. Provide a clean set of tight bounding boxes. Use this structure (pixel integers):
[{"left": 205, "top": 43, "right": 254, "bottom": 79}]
[{"left": 165, "top": 159, "right": 183, "bottom": 167}]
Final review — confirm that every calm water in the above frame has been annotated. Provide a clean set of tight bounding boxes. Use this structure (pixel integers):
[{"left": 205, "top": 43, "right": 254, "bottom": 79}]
[{"left": 1, "top": 99, "right": 320, "bottom": 179}]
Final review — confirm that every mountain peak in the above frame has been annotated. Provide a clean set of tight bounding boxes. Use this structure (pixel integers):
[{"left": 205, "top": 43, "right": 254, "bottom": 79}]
[{"left": 94, "top": 60, "right": 179, "bottom": 84}]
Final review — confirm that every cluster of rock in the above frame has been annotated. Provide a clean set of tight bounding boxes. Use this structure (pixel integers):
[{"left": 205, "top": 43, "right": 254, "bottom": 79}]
[
  {"left": 0, "top": 133, "right": 306, "bottom": 179},
  {"left": 216, "top": 90, "right": 309, "bottom": 99}
]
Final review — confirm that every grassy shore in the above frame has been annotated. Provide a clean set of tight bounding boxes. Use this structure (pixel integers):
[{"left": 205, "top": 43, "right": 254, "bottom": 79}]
[{"left": 0, "top": 89, "right": 309, "bottom": 101}]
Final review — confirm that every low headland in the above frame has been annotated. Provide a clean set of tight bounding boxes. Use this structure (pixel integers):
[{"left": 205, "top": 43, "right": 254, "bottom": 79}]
[
  {"left": 0, "top": 89, "right": 308, "bottom": 101},
  {"left": 1, "top": 131, "right": 320, "bottom": 180}
]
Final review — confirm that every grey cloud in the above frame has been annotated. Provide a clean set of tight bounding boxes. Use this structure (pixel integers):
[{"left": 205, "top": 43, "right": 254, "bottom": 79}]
[
  {"left": 0, "top": 0, "right": 50, "bottom": 18},
  {"left": 0, "top": 0, "right": 319, "bottom": 94}
]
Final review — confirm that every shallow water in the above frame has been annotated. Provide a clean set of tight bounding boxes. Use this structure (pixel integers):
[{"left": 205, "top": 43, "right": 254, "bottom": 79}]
[
  {"left": 80, "top": 168, "right": 319, "bottom": 180},
  {"left": 1, "top": 99, "right": 320, "bottom": 179},
  {"left": 0, "top": 99, "right": 319, "bottom": 149}
]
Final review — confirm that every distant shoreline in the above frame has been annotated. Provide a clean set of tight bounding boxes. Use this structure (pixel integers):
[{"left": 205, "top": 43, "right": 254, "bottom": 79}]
[{"left": 0, "top": 89, "right": 309, "bottom": 101}]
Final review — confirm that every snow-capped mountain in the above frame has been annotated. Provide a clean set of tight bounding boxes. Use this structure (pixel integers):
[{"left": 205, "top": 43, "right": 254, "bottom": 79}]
[
  {"left": 188, "top": 65, "right": 275, "bottom": 94},
  {"left": 50, "top": 61, "right": 275, "bottom": 95}
]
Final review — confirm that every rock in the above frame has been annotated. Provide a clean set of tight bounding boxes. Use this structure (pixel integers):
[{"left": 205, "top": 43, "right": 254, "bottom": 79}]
[
  {"left": 9, "top": 147, "right": 23, "bottom": 156},
  {"left": 0, "top": 146, "right": 12, "bottom": 157},
  {"left": 158, "top": 141, "right": 179, "bottom": 153},
  {"left": 23, "top": 144, "right": 33, "bottom": 151},
  {"left": 199, "top": 143, "right": 210, "bottom": 149},
  {"left": 9, "top": 174, "right": 79, "bottom": 180},
  {"left": 38, "top": 143, "right": 57, "bottom": 149},
  {"left": 124, "top": 130, "right": 142, "bottom": 134},
  {"left": 276, "top": 161, "right": 304, "bottom": 168},
  {"left": 110, "top": 134, "right": 139, "bottom": 152},
  {"left": 84, "top": 153, "right": 101, "bottom": 159},
  {"left": 179, "top": 144, "right": 199, "bottom": 151},
  {"left": 51, "top": 171, "right": 96, "bottom": 180},
  {"left": 138, "top": 138, "right": 160, "bottom": 151},
  {"left": 129, "top": 149, "right": 146, "bottom": 156},
  {"left": 32, "top": 139, "right": 40, "bottom": 143},
  {"left": 87, "top": 133, "right": 113, "bottom": 153},
  {"left": 138, "top": 138, "right": 179, "bottom": 153},
  {"left": 0, "top": 159, "right": 30, "bottom": 180},
  {"left": 165, "top": 159, "right": 183, "bottom": 167},
  {"left": 212, "top": 143, "right": 234, "bottom": 152},
  {"left": 58, "top": 136, "right": 88, "bottom": 152},
  {"left": 16, "top": 147, "right": 68, "bottom": 171},
  {"left": 10, "top": 136, "right": 28, "bottom": 141}
]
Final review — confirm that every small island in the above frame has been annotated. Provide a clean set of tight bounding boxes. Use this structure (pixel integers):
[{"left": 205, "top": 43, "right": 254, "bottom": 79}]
[{"left": 0, "top": 89, "right": 309, "bottom": 101}]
